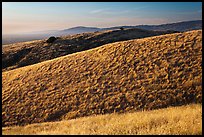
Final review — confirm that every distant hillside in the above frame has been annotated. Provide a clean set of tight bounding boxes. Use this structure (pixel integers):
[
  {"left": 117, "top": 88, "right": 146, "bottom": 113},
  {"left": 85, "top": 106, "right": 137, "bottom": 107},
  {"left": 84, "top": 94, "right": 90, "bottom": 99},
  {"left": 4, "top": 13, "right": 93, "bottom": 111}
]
[
  {"left": 2, "top": 30, "right": 202, "bottom": 127},
  {"left": 57, "top": 26, "right": 100, "bottom": 35},
  {"left": 2, "top": 27, "right": 100, "bottom": 45},
  {"left": 2, "top": 28, "right": 177, "bottom": 71},
  {"left": 135, "top": 20, "right": 202, "bottom": 32},
  {"left": 2, "top": 20, "right": 202, "bottom": 45},
  {"left": 54, "top": 20, "right": 202, "bottom": 35}
]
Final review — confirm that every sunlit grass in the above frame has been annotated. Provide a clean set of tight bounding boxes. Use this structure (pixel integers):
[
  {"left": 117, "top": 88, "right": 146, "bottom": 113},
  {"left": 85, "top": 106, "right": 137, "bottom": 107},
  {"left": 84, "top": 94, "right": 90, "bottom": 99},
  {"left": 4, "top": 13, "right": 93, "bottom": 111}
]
[{"left": 2, "top": 104, "right": 202, "bottom": 135}]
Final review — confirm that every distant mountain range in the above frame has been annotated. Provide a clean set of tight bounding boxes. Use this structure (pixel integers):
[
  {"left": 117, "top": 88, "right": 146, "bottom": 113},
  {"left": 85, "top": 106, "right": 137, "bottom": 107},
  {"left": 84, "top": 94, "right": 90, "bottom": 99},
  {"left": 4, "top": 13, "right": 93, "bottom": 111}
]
[
  {"left": 135, "top": 20, "right": 202, "bottom": 32},
  {"left": 2, "top": 20, "right": 202, "bottom": 45},
  {"left": 57, "top": 26, "right": 100, "bottom": 35},
  {"left": 55, "top": 20, "right": 202, "bottom": 36},
  {"left": 61, "top": 20, "right": 202, "bottom": 34}
]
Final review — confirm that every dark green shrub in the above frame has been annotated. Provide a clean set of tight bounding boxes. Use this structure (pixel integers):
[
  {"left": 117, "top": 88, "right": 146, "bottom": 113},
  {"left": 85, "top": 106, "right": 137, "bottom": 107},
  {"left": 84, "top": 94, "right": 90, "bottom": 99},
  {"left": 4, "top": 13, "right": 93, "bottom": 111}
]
[
  {"left": 46, "top": 36, "right": 57, "bottom": 43},
  {"left": 120, "top": 27, "right": 124, "bottom": 30}
]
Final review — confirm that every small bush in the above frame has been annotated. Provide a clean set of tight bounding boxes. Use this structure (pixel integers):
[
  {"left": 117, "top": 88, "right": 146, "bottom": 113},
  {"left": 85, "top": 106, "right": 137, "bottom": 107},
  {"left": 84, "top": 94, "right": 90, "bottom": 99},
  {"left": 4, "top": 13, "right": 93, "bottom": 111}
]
[
  {"left": 46, "top": 36, "right": 57, "bottom": 43},
  {"left": 120, "top": 27, "right": 124, "bottom": 31}
]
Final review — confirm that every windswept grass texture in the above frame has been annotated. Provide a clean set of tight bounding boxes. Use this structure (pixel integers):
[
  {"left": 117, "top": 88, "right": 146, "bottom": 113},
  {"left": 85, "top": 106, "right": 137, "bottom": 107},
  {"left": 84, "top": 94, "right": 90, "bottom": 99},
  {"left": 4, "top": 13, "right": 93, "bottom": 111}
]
[{"left": 2, "top": 104, "right": 202, "bottom": 135}]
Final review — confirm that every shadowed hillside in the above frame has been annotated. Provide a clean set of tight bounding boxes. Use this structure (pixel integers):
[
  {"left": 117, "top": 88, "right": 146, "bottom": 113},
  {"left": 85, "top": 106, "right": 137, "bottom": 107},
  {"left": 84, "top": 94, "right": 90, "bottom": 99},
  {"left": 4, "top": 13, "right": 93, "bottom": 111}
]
[
  {"left": 2, "top": 28, "right": 178, "bottom": 71},
  {"left": 2, "top": 30, "right": 202, "bottom": 127}
]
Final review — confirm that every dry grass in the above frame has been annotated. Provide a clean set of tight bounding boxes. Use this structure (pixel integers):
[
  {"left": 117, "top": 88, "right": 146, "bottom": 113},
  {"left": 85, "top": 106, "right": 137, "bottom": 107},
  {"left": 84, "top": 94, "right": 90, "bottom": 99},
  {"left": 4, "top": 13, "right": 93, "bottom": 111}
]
[
  {"left": 2, "top": 28, "right": 178, "bottom": 71},
  {"left": 2, "top": 30, "right": 202, "bottom": 127},
  {"left": 2, "top": 104, "right": 202, "bottom": 135}
]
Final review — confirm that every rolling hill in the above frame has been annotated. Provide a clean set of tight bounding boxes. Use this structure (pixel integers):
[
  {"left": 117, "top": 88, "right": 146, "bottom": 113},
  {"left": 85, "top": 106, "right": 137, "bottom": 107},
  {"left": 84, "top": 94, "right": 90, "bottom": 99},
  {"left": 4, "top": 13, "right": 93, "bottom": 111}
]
[
  {"left": 2, "top": 30, "right": 202, "bottom": 128},
  {"left": 2, "top": 28, "right": 177, "bottom": 71}
]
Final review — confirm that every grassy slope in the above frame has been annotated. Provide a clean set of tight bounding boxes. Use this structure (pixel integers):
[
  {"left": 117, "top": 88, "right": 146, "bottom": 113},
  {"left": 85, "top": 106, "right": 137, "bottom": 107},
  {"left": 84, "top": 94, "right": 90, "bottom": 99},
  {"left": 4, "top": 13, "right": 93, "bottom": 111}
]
[
  {"left": 2, "top": 30, "right": 202, "bottom": 127},
  {"left": 2, "top": 104, "right": 202, "bottom": 135},
  {"left": 2, "top": 28, "right": 177, "bottom": 71}
]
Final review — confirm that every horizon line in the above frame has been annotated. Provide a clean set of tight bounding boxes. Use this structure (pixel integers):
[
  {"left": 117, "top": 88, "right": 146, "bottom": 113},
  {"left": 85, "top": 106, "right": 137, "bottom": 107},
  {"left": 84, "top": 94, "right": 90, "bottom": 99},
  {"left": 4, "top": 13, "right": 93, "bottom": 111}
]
[{"left": 3, "top": 19, "right": 202, "bottom": 35}]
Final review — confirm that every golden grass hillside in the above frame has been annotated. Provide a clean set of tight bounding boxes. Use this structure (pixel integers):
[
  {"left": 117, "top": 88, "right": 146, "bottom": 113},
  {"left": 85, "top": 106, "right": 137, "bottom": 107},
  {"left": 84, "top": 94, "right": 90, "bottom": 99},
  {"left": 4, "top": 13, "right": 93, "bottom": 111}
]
[
  {"left": 2, "top": 28, "right": 178, "bottom": 71},
  {"left": 2, "top": 30, "right": 202, "bottom": 127},
  {"left": 2, "top": 104, "right": 202, "bottom": 135}
]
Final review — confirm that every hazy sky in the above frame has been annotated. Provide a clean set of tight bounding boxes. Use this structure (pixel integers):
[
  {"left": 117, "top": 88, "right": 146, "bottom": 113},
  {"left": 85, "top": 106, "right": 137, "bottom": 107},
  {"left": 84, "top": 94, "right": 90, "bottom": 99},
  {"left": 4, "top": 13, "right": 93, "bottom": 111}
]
[{"left": 2, "top": 2, "right": 202, "bottom": 34}]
